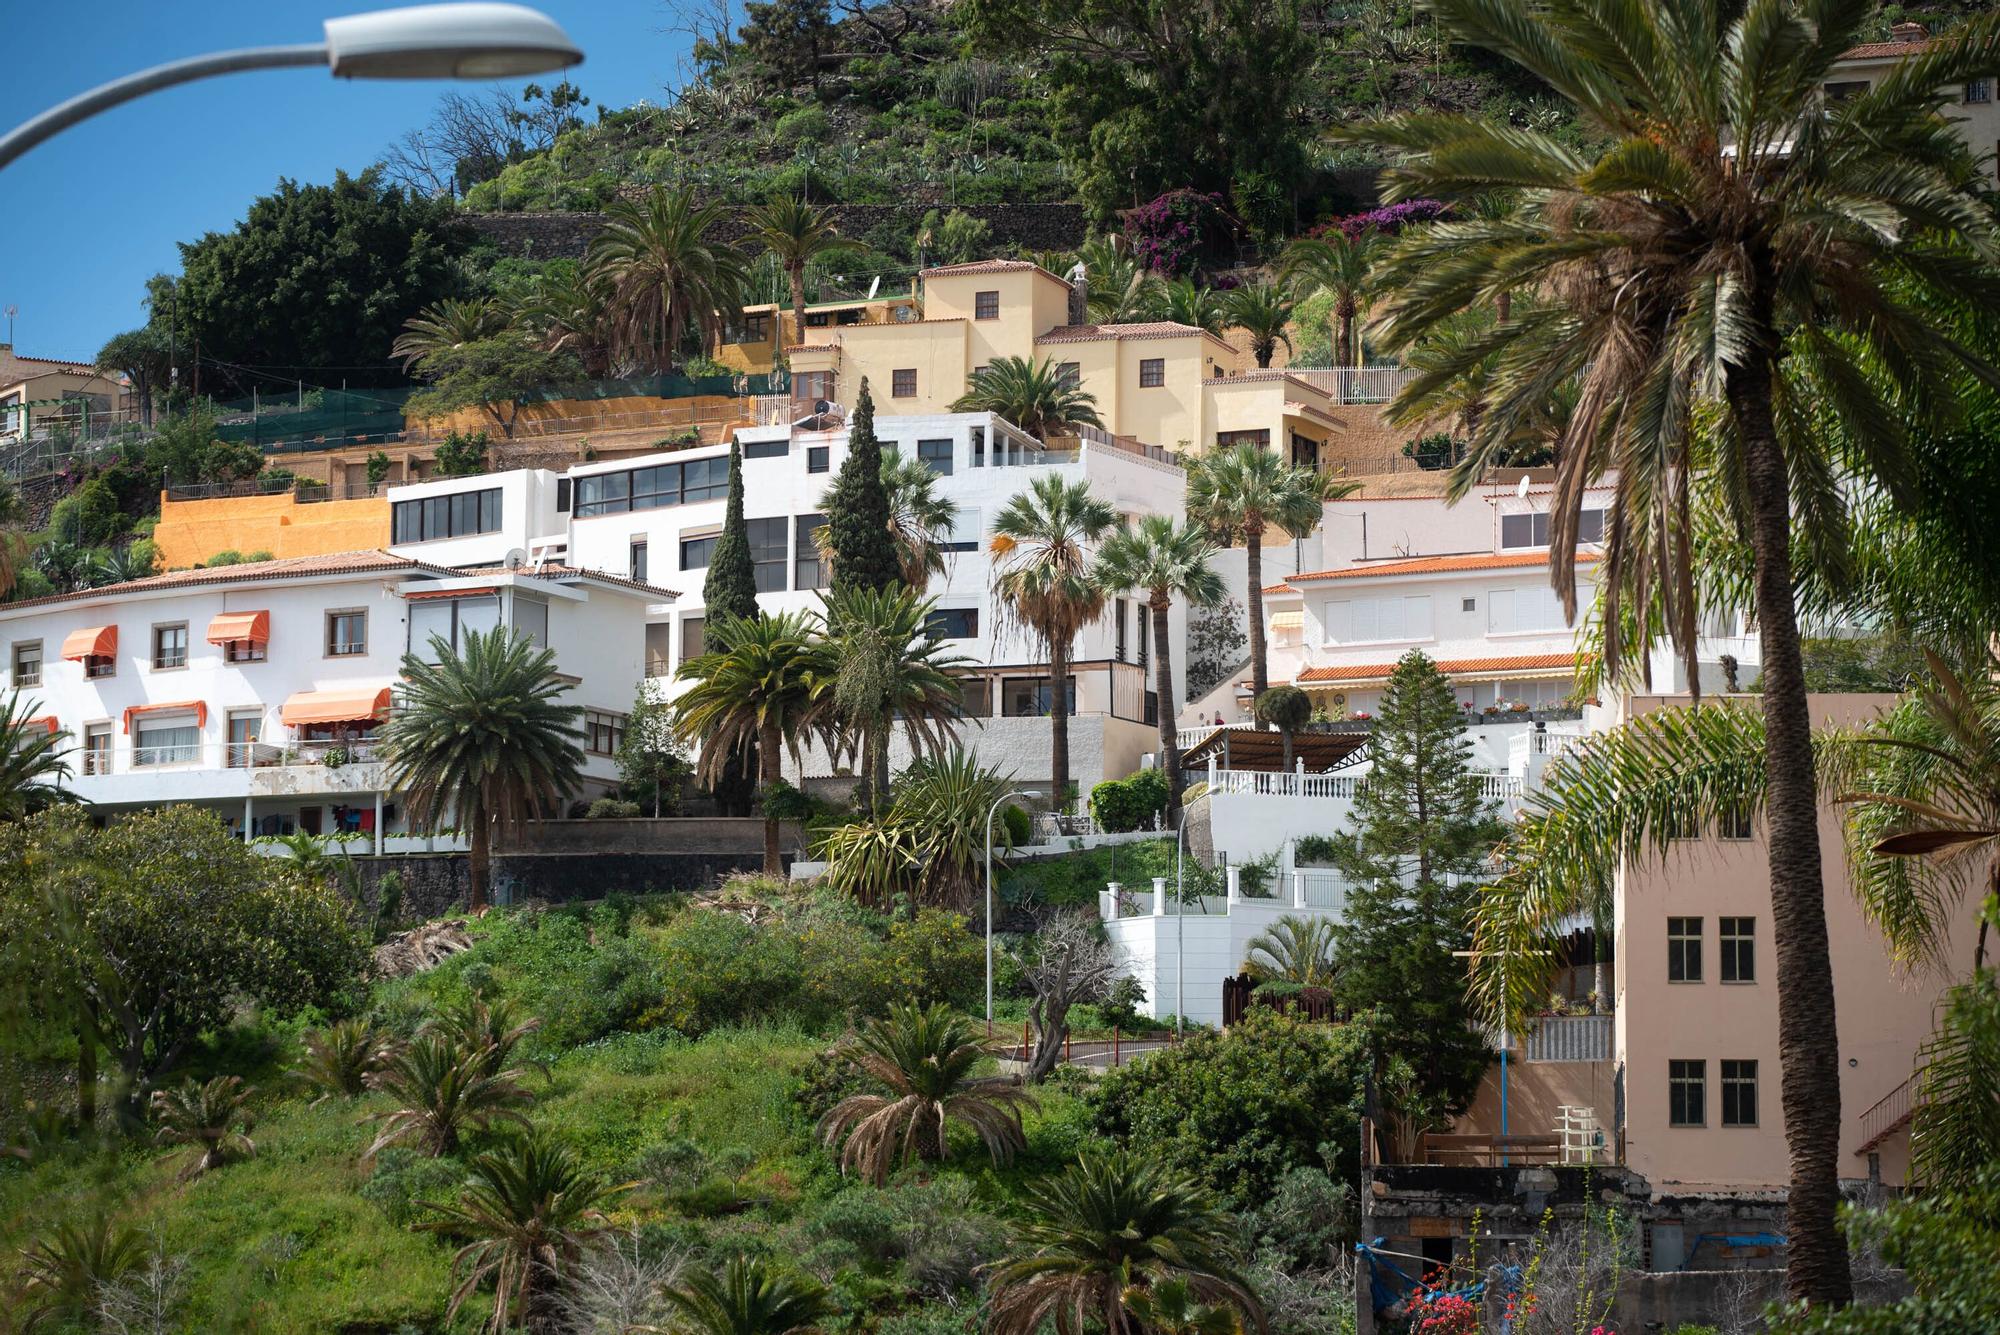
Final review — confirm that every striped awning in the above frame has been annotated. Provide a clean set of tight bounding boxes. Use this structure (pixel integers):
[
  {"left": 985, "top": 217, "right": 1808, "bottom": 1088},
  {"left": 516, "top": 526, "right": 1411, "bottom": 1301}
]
[
  {"left": 61, "top": 625, "right": 116, "bottom": 661},
  {"left": 122, "top": 701, "right": 208, "bottom": 734},
  {"left": 405, "top": 586, "right": 498, "bottom": 602},
  {"left": 206, "top": 610, "right": 269, "bottom": 645},
  {"left": 281, "top": 686, "right": 392, "bottom": 726},
  {"left": 1270, "top": 610, "right": 1304, "bottom": 631}
]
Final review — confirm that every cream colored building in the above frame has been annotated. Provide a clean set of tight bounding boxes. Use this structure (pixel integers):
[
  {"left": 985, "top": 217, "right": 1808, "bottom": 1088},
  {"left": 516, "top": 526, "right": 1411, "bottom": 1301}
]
[
  {"left": 712, "top": 288, "right": 921, "bottom": 376},
  {"left": 1828, "top": 22, "right": 2000, "bottom": 179},
  {"left": 0, "top": 344, "right": 133, "bottom": 442}
]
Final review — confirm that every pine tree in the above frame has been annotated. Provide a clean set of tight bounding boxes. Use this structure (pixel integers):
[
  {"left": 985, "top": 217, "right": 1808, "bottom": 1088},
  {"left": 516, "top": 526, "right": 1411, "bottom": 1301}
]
[
  {"left": 825, "top": 379, "right": 901, "bottom": 596},
  {"left": 705, "top": 440, "right": 760, "bottom": 632},
  {"left": 1330, "top": 650, "right": 1505, "bottom": 1114}
]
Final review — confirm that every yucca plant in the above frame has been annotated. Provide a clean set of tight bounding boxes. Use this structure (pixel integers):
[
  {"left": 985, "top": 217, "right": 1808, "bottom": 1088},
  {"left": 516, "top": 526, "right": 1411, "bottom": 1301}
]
[
  {"left": 297, "top": 1018, "right": 392, "bottom": 1104},
  {"left": 650, "top": 1253, "right": 831, "bottom": 1335},
  {"left": 812, "top": 815, "right": 925, "bottom": 910},
  {"left": 17, "top": 1210, "right": 145, "bottom": 1331},
  {"left": 364, "top": 1031, "right": 535, "bottom": 1159},
  {"left": 150, "top": 1075, "right": 257, "bottom": 1180},
  {"left": 818, "top": 1002, "right": 1031, "bottom": 1185},
  {"left": 420, "top": 1132, "right": 627, "bottom": 1332}
]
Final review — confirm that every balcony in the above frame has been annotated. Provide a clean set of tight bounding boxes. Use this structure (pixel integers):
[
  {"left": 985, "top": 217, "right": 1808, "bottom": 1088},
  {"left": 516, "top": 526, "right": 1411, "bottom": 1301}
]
[
  {"left": 1523, "top": 1013, "right": 1614, "bottom": 1062},
  {"left": 69, "top": 740, "right": 391, "bottom": 805},
  {"left": 1195, "top": 767, "right": 1523, "bottom": 802}
]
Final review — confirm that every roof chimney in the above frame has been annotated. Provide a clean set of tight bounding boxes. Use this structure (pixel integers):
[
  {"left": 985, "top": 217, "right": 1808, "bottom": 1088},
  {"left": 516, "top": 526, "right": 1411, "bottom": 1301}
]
[{"left": 1890, "top": 20, "right": 1928, "bottom": 42}]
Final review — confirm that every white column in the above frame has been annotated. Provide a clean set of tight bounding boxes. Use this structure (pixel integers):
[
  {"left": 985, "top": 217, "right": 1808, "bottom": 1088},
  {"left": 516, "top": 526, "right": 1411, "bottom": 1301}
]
[
  {"left": 1293, "top": 870, "right": 1308, "bottom": 909},
  {"left": 1152, "top": 876, "right": 1168, "bottom": 916},
  {"left": 1207, "top": 754, "right": 1218, "bottom": 787},
  {"left": 1226, "top": 865, "right": 1241, "bottom": 905},
  {"left": 242, "top": 796, "right": 253, "bottom": 843},
  {"left": 373, "top": 791, "right": 384, "bottom": 856},
  {"left": 1103, "top": 882, "right": 1122, "bottom": 919}
]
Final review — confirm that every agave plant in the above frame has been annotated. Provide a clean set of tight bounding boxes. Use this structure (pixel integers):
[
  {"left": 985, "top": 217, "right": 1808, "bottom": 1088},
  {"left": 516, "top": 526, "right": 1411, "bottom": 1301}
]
[
  {"left": 818, "top": 1002, "right": 1031, "bottom": 1185},
  {"left": 296, "top": 1018, "right": 392, "bottom": 1104},
  {"left": 17, "top": 1210, "right": 146, "bottom": 1331},
  {"left": 150, "top": 1075, "right": 256, "bottom": 1180},
  {"left": 364, "top": 1031, "right": 535, "bottom": 1159}
]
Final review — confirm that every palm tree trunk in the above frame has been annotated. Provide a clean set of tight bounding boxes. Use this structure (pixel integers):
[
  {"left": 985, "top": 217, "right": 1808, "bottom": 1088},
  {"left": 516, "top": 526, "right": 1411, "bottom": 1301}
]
[
  {"left": 1725, "top": 353, "right": 1852, "bottom": 1307},
  {"left": 467, "top": 813, "right": 490, "bottom": 912},
  {"left": 1246, "top": 531, "right": 1268, "bottom": 702},
  {"left": 1049, "top": 636, "right": 1073, "bottom": 813},
  {"left": 789, "top": 264, "right": 808, "bottom": 349},
  {"left": 1336, "top": 295, "right": 1356, "bottom": 367},
  {"left": 1495, "top": 289, "right": 1511, "bottom": 324},
  {"left": 872, "top": 725, "right": 891, "bottom": 812},
  {"left": 760, "top": 718, "right": 783, "bottom": 876},
  {"left": 1152, "top": 592, "right": 1182, "bottom": 823}
]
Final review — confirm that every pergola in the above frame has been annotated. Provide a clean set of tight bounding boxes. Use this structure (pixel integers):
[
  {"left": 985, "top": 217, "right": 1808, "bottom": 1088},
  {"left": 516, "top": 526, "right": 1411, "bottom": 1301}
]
[{"left": 1179, "top": 726, "right": 1370, "bottom": 773}]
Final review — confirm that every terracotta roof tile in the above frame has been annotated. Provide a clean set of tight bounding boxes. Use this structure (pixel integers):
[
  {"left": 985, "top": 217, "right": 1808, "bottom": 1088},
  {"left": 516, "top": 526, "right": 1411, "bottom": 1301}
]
[
  {"left": 1036, "top": 321, "right": 1216, "bottom": 345},
  {"left": 1288, "top": 551, "right": 1602, "bottom": 582},
  {"left": 1837, "top": 38, "right": 1932, "bottom": 59},
  {"left": 1297, "top": 652, "right": 1582, "bottom": 684},
  {"left": 921, "top": 259, "right": 1070, "bottom": 283},
  {"left": 0, "top": 550, "right": 458, "bottom": 612}
]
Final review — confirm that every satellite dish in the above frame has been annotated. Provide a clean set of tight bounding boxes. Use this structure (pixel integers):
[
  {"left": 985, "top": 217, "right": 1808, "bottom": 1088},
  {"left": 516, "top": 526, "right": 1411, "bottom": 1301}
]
[
  {"left": 1516, "top": 474, "right": 1531, "bottom": 499},
  {"left": 866, "top": 276, "right": 881, "bottom": 300},
  {"left": 502, "top": 547, "right": 528, "bottom": 569}
]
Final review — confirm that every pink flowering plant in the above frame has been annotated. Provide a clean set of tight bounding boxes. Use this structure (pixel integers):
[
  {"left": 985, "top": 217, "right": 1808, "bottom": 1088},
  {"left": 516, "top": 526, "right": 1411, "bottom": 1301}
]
[{"left": 1125, "top": 189, "right": 1231, "bottom": 275}]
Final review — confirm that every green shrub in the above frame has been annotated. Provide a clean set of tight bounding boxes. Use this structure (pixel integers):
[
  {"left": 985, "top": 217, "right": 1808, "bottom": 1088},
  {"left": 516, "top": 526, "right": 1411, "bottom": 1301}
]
[
  {"left": 1089, "top": 768, "right": 1168, "bottom": 833},
  {"left": 1001, "top": 803, "right": 1033, "bottom": 847},
  {"left": 774, "top": 105, "right": 831, "bottom": 145},
  {"left": 587, "top": 797, "right": 643, "bottom": 819},
  {"left": 642, "top": 909, "right": 805, "bottom": 1035},
  {"left": 1293, "top": 834, "right": 1340, "bottom": 865},
  {"left": 204, "top": 549, "right": 247, "bottom": 567},
  {"left": 359, "top": 1147, "right": 468, "bottom": 1226},
  {"left": 881, "top": 910, "right": 982, "bottom": 1010},
  {"left": 761, "top": 777, "right": 819, "bottom": 825}
]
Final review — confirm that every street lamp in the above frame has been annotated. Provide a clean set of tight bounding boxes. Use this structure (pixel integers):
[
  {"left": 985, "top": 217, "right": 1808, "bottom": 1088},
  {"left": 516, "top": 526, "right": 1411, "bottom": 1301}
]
[
  {"left": 984, "top": 787, "right": 1042, "bottom": 1033},
  {"left": 0, "top": 4, "right": 582, "bottom": 172}
]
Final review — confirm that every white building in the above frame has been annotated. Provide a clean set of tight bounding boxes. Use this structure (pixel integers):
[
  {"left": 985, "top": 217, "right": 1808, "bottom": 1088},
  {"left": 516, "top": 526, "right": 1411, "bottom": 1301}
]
[
  {"left": 385, "top": 411, "right": 1193, "bottom": 799},
  {"left": 0, "top": 551, "right": 674, "bottom": 845}
]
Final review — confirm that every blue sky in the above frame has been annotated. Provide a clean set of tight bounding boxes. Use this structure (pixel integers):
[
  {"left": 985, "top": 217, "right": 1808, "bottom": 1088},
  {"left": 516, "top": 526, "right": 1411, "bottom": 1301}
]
[{"left": 0, "top": 1, "right": 690, "bottom": 363}]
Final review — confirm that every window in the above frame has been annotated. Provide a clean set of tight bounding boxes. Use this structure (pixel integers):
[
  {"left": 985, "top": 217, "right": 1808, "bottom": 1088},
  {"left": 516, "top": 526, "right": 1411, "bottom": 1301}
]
[
  {"left": 942, "top": 507, "right": 981, "bottom": 554},
  {"left": 630, "top": 540, "right": 649, "bottom": 582},
  {"left": 1720, "top": 917, "right": 1756, "bottom": 984},
  {"left": 958, "top": 677, "right": 990, "bottom": 718},
  {"left": 12, "top": 641, "right": 41, "bottom": 688},
  {"left": 917, "top": 439, "right": 953, "bottom": 476},
  {"left": 84, "top": 650, "right": 115, "bottom": 680},
  {"left": 1137, "top": 604, "right": 1151, "bottom": 667},
  {"left": 1216, "top": 429, "right": 1271, "bottom": 449},
  {"left": 1461, "top": 597, "right": 1477, "bottom": 613},
  {"left": 805, "top": 311, "right": 830, "bottom": 328},
  {"left": 1115, "top": 598, "right": 1128, "bottom": 662},
  {"left": 151, "top": 623, "right": 188, "bottom": 670},
  {"left": 892, "top": 368, "right": 917, "bottom": 398},
  {"left": 392, "top": 487, "right": 501, "bottom": 543},
  {"left": 327, "top": 610, "right": 368, "bottom": 657},
  {"left": 1721, "top": 1060, "right": 1758, "bottom": 1126},
  {"left": 974, "top": 290, "right": 1000, "bottom": 320},
  {"left": 1967, "top": 78, "right": 1993, "bottom": 104},
  {"left": 795, "top": 514, "right": 829, "bottom": 590},
  {"left": 408, "top": 595, "right": 500, "bottom": 660},
  {"left": 82, "top": 723, "right": 111, "bottom": 776},
  {"left": 744, "top": 313, "right": 770, "bottom": 341},
  {"left": 1291, "top": 433, "right": 1321, "bottom": 470},
  {"left": 680, "top": 615, "right": 704, "bottom": 662},
  {"left": 1669, "top": 1060, "right": 1707, "bottom": 1127},
  {"left": 1055, "top": 362, "right": 1080, "bottom": 390},
  {"left": 972, "top": 427, "right": 986, "bottom": 468},
  {"left": 680, "top": 533, "right": 720, "bottom": 571},
  {"left": 926, "top": 608, "right": 979, "bottom": 639},
  {"left": 584, "top": 709, "right": 626, "bottom": 756},
  {"left": 1825, "top": 79, "right": 1869, "bottom": 101},
  {"left": 749, "top": 517, "right": 788, "bottom": 593},
  {"left": 1487, "top": 586, "right": 1570, "bottom": 634},
  {"left": 573, "top": 458, "right": 729, "bottom": 518},
  {"left": 513, "top": 596, "right": 549, "bottom": 647},
  {"left": 1002, "top": 676, "right": 1079, "bottom": 718},
  {"left": 226, "top": 636, "right": 266, "bottom": 663},
  {"left": 795, "top": 370, "right": 835, "bottom": 404},
  {"left": 1720, "top": 801, "right": 1754, "bottom": 840},
  {"left": 1324, "top": 595, "right": 1433, "bottom": 645},
  {"left": 807, "top": 445, "right": 830, "bottom": 474},
  {"left": 133, "top": 714, "right": 199, "bottom": 767},
  {"left": 227, "top": 711, "right": 262, "bottom": 768},
  {"left": 1500, "top": 508, "right": 1606, "bottom": 549},
  {"left": 1139, "top": 358, "right": 1165, "bottom": 388},
  {"left": 1668, "top": 916, "right": 1703, "bottom": 983},
  {"left": 744, "top": 438, "right": 788, "bottom": 460}
]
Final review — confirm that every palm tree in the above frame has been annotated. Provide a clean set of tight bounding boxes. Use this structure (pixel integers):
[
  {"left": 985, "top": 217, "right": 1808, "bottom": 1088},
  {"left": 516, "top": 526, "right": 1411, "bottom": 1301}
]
[
  {"left": 675, "top": 611, "right": 820, "bottom": 873},
  {"left": 17, "top": 1210, "right": 145, "bottom": 1332},
  {"left": 818, "top": 1002, "right": 1032, "bottom": 1184},
  {"left": 807, "top": 588, "right": 970, "bottom": 811},
  {"left": 516, "top": 265, "right": 615, "bottom": 378},
  {"left": 420, "top": 1133, "right": 625, "bottom": 1333},
  {"left": 0, "top": 691, "right": 74, "bottom": 820},
  {"left": 150, "top": 1075, "right": 256, "bottom": 1180},
  {"left": 1121, "top": 1277, "right": 1244, "bottom": 1335},
  {"left": 433, "top": 994, "right": 545, "bottom": 1080},
  {"left": 1279, "top": 232, "right": 1377, "bottom": 367},
  {"left": 952, "top": 356, "right": 1105, "bottom": 440},
  {"left": 1094, "top": 516, "right": 1225, "bottom": 822},
  {"left": 1162, "top": 278, "right": 1227, "bottom": 336},
  {"left": 1357, "top": 5, "right": 2000, "bottom": 1301},
  {"left": 815, "top": 454, "right": 961, "bottom": 589},
  {"left": 297, "top": 1018, "right": 390, "bottom": 1104},
  {"left": 743, "top": 196, "right": 859, "bottom": 343},
  {"left": 382, "top": 627, "right": 585, "bottom": 911},
  {"left": 988, "top": 1150, "right": 1264, "bottom": 1335},
  {"left": 1223, "top": 282, "right": 1293, "bottom": 369},
  {"left": 588, "top": 185, "right": 749, "bottom": 373},
  {"left": 1242, "top": 916, "right": 1341, "bottom": 990},
  {"left": 1185, "top": 444, "right": 1351, "bottom": 701},
  {"left": 364, "top": 1030, "right": 536, "bottom": 1158},
  {"left": 393, "top": 297, "right": 507, "bottom": 370},
  {"left": 990, "top": 474, "right": 1119, "bottom": 809},
  {"left": 654, "top": 1255, "right": 830, "bottom": 1335}
]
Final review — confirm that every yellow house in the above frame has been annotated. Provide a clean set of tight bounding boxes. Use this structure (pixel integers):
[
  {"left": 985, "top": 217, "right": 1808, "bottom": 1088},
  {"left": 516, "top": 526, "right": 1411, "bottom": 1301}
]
[
  {"left": 712, "top": 288, "right": 921, "bottom": 376},
  {"left": 782, "top": 259, "right": 1354, "bottom": 464},
  {"left": 0, "top": 345, "right": 134, "bottom": 440}
]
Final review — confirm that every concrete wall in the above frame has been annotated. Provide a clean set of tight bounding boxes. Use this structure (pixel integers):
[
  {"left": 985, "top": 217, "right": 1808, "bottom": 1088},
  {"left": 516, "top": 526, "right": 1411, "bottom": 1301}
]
[
  {"left": 153, "top": 492, "right": 390, "bottom": 569},
  {"left": 354, "top": 848, "right": 773, "bottom": 919}
]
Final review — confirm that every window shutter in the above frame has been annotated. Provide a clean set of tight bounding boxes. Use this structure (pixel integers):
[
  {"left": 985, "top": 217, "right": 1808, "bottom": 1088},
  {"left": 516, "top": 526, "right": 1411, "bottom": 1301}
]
[{"left": 1324, "top": 601, "right": 1352, "bottom": 643}]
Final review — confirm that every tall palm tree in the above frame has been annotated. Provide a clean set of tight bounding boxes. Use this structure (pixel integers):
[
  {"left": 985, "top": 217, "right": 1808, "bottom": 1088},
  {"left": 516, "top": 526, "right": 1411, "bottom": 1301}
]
[
  {"left": 990, "top": 474, "right": 1118, "bottom": 809},
  {"left": 1162, "top": 278, "right": 1227, "bottom": 336},
  {"left": 1279, "top": 232, "right": 1377, "bottom": 367},
  {"left": 1094, "top": 516, "right": 1225, "bottom": 822},
  {"left": 1356, "top": 3, "right": 2000, "bottom": 1302},
  {"left": 393, "top": 297, "right": 507, "bottom": 370},
  {"left": 588, "top": 185, "right": 750, "bottom": 374},
  {"left": 0, "top": 691, "right": 74, "bottom": 820},
  {"left": 952, "top": 357, "right": 1105, "bottom": 441},
  {"left": 382, "top": 627, "right": 585, "bottom": 911},
  {"left": 988, "top": 1150, "right": 1264, "bottom": 1335},
  {"left": 815, "top": 453, "right": 961, "bottom": 589},
  {"left": 1222, "top": 282, "right": 1293, "bottom": 370},
  {"left": 655, "top": 1255, "right": 830, "bottom": 1335},
  {"left": 818, "top": 1002, "right": 1032, "bottom": 1183},
  {"left": 743, "top": 196, "right": 859, "bottom": 344},
  {"left": 516, "top": 265, "right": 615, "bottom": 378},
  {"left": 675, "top": 611, "right": 820, "bottom": 873},
  {"left": 807, "top": 588, "right": 970, "bottom": 811},
  {"left": 1242, "top": 915, "right": 1341, "bottom": 990},
  {"left": 420, "top": 1133, "right": 625, "bottom": 1333},
  {"left": 1185, "top": 444, "right": 1351, "bottom": 701}
]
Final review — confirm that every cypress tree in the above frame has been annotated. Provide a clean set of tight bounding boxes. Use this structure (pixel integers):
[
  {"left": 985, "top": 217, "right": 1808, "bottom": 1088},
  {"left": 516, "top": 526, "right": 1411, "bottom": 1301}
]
[
  {"left": 824, "top": 378, "right": 900, "bottom": 595},
  {"left": 1329, "top": 649, "right": 1506, "bottom": 1115},
  {"left": 705, "top": 440, "right": 760, "bottom": 632}
]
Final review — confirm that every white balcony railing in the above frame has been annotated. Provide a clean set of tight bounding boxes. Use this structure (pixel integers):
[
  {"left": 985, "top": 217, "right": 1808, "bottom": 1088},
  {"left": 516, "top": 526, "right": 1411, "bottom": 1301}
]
[
  {"left": 1283, "top": 366, "right": 1421, "bottom": 404},
  {"left": 1202, "top": 767, "right": 1523, "bottom": 802},
  {"left": 1524, "top": 1014, "right": 1614, "bottom": 1062},
  {"left": 71, "top": 740, "right": 384, "bottom": 780}
]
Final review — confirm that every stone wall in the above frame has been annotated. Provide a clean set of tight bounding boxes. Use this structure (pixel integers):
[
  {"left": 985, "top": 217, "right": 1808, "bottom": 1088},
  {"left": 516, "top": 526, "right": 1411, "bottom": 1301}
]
[{"left": 352, "top": 838, "right": 778, "bottom": 922}]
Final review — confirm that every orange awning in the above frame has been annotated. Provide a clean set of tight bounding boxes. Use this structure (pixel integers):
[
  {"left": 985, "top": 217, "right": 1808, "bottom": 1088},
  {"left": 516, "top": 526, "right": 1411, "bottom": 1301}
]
[
  {"left": 24, "top": 716, "right": 58, "bottom": 735},
  {"left": 206, "top": 610, "right": 270, "bottom": 645},
  {"left": 405, "top": 586, "right": 498, "bottom": 601},
  {"left": 281, "top": 686, "right": 391, "bottom": 726},
  {"left": 122, "top": 701, "right": 208, "bottom": 734},
  {"left": 61, "top": 625, "right": 116, "bottom": 661}
]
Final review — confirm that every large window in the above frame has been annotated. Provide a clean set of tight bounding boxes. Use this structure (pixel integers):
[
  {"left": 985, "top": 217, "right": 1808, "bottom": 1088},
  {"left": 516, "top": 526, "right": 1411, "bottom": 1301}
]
[
  {"left": 1668, "top": 916, "right": 1703, "bottom": 983},
  {"left": 1669, "top": 1059, "right": 1707, "bottom": 1127},
  {"left": 82, "top": 724, "right": 111, "bottom": 776},
  {"left": 795, "top": 514, "right": 828, "bottom": 590},
  {"left": 1323, "top": 595, "right": 1432, "bottom": 645},
  {"left": 584, "top": 709, "right": 626, "bottom": 757},
  {"left": 749, "top": 517, "right": 788, "bottom": 592},
  {"left": 680, "top": 532, "right": 719, "bottom": 571},
  {"left": 574, "top": 457, "right": 729, "bottom": 517},
  {"left": 1487, "top": 586, "right": 1571, "bottom": 635},
  {"left": 807, "top": 446, "right": 830, "bottom": 474},
  {"left": 133, "top": 714, "right": 200, "bottom": 767},
  {"left": 926, "top": 608, "right": 979, "bottom": 639},
  {"left": 744, "top": 438, "right": 788, "bottom": 460},
  {"left": 917, "top": 439, "right": 953, "bottom": 476},
  {"left": 680, "top": 615, "right": 705, "bottom": 662},
  {"left": 408, "top": 595, "right": 501, "bottom": 660},
  {"left": 227, "top": 711, "right": 262, "bottom": 768},
  {"left": 1721, "top": 1060, "right": 1758, "bottom": 1126},
  {"left": 1002, "top": 676, "right": 1078, "bottom": 717},
  {"left": 1720, "top": 917, "right": 1756, "bottom": 983},
  {"left": 1501, "top": 508, "right": 1606, "bottom": 549},
  {"left": 393, "top": 488, "right": 501, "bottom": 543},
  {"left": 151, "top": 623, "right": 188, "bottom": 670},
  {"left": 12, "top": 641, "right": 40, "bottom": 688},
  {"left": 1215, "top": 429, "right": 1271, "bottom": 449},
  {"left": 795, "top": 370, "right": 835, "bottom": 404},
  {"left": 326, "top": 611, "right": 367, "bottom": 657}
]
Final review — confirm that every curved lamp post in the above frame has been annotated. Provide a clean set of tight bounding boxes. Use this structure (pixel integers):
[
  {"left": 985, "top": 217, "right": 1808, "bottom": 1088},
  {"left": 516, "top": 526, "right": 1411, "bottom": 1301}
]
[
  {"left": 0, "top": 4, "right": 582, "bottom": 172},
  {"left": 984, "top": 788, "right": 1042, "bottom": 1033}
]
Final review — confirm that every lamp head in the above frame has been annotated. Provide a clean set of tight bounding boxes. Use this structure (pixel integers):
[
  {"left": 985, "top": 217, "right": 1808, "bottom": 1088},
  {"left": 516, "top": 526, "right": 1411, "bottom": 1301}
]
[{"left": 326, "top": 3, "right": 582, "bottom": 79}]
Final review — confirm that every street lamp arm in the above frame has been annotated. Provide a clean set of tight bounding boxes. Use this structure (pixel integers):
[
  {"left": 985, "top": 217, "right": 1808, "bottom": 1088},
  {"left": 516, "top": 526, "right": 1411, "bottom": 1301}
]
[{"left": 0, "top": 45, "right": 329, "bottom": 172}]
